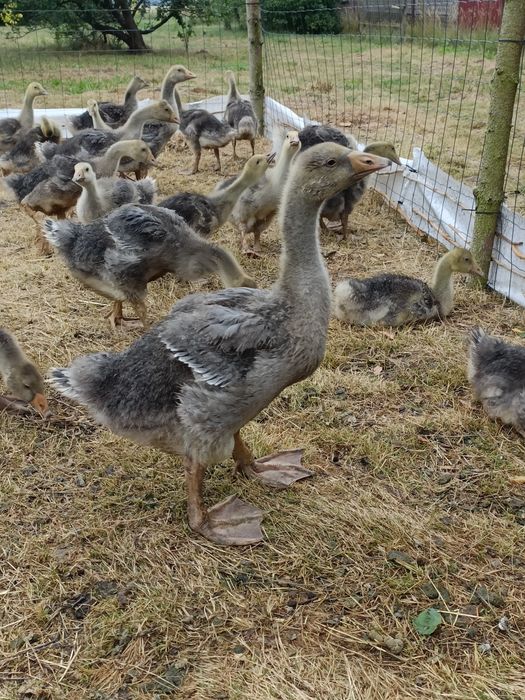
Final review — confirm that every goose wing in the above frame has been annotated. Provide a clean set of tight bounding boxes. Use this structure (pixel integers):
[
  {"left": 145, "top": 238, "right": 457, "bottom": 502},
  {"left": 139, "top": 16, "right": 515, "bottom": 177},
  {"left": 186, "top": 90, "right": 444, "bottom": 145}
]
[{"left": 158, "top": 288, "right": 288, "bottom": 388}]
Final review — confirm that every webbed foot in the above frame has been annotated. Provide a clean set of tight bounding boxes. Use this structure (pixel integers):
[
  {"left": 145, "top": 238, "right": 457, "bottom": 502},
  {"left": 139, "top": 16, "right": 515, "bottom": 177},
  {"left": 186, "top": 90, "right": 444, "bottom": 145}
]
[
  {"left": 244, "top": 450, "right": 313, "bottom": 489},
  {"left": 194, "top": 495, "right": 263, "bottom": 545},
  {"left": 233, "top": 434, "right": 313, "bottom": 489}
]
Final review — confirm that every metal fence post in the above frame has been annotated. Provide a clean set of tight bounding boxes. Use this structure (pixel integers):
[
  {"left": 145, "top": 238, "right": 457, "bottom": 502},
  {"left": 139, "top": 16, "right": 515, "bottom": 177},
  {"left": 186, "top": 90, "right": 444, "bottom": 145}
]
[
  {"left": 246, "top": 0, "right": 265, "bottom": 135},
  {"left": 471, "top": 0, "right": 525, "bottom": 283}
]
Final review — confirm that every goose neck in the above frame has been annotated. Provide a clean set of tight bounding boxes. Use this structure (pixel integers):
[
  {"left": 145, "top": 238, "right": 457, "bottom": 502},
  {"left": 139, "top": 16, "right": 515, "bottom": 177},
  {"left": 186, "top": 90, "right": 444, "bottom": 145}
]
[
  {"left": 98, "top": 148, "right": 124, "bottom": 176},
  {"left": 430, "top": 255, "right": 454, "bottom": 314},
  {"left": 161, "top": 77, "right": 178, "bottom": 108},
  {"left": 173, "top": 87, "right": 184, "bottom": 115},
  {"left": 227, "top": 75, "right": 240, "bottom": 101},
  {"left": 276, "top": 187, "right": 330, "bottom": 312},
  {"left": 269, "top": 148, "right": 294, "bottom": 187},
  {"left": 117, "top": 109, "right": 146, "bottom": 138},
  {"left": 0, "top": 336, "right": 23, "bottom": 379},
  {"left": 19, "top": 90, "right": 36, "bottom": 129}
]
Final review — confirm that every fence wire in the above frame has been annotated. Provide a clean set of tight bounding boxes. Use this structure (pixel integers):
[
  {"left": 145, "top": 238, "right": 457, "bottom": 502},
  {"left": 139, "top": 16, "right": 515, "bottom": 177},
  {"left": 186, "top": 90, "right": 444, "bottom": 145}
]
[
  {"left": 1, "top": 1, "right": 524, "bottom": 302},
  {"left": 0, "top": 5, "right": 249, "bottom": 120},
  {"left": 262, "top": 0, "right": 525, "bottom": 302}
]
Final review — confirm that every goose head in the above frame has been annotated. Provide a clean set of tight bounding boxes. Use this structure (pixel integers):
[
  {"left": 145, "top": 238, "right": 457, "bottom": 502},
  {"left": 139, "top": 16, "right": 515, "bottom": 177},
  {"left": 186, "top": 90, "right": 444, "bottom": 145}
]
[
  {"left": 283, "top": 130, "right": 300, "bottom": 154},
  {"left": 26, "top": 82, "right": 48, "bottom": 99},
  {"left": 291, "top": 143, "right": 390, "bottom": 203},
  {"left": 114, "top": 139, "right": 157, "bottom": 167},
  {"left": 444, "top": 247, "right": 483, "bottom": 276},
  {"left": 240, "top": 153, "right": 272, "bottom": 184},
  {"left": 87, "top": 99, "right": 101, "bottom": 117},
  {"left": 364, "top": 141, "right": 402, "bottom": 165},
  {"left": 72, "top": 162, "right": 96, "bottom": 186},
  {"left": 130, "top": 75, "right": 149, "bottom": 91},
  {"left": 142, "top": 99, "right": 179, "bottom": 124},
  {"left": 166, "top": 64, "right": 196, "bottom": 83},
  {"left": 0, "top": 332, "right": 48, "bottom": 415},
  {"left": 8, "top": 363, "right": 47, "bottom": 414}
]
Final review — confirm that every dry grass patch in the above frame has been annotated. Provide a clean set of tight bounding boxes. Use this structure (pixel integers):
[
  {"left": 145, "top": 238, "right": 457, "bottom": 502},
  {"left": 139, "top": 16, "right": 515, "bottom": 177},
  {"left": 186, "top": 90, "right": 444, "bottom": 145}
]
[{"left": 1, "top": 140, "right": 525, "bottom": 699}]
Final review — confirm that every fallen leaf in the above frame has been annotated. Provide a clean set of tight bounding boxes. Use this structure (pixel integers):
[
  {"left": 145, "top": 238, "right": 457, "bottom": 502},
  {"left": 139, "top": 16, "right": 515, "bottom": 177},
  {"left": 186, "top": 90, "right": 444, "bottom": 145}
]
[
  {"left": 509, "top": 475, "right": 525, "bottom": 484},
  {"left": 412, "top": 607, "right": 442, "bottom": 636},
  {"left": 372, "top": 365, "right": 383, "bottom": 376}
]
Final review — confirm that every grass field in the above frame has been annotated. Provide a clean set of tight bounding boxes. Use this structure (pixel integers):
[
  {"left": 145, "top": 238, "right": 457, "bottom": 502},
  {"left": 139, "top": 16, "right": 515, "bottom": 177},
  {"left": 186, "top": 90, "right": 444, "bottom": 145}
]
[
  {"left": 1, "top": 16, "right": 524, "bottom": 216},
  {"left": 1, "top": 18, "right": 525, "bottom": 700}
]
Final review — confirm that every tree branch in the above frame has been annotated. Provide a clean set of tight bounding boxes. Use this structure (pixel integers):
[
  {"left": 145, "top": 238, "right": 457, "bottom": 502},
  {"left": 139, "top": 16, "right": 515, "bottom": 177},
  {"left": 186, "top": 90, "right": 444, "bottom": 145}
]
[
  {"left": 131, "top": 0, "right": 146, "bottom": 17},
  {"left": 141, "top": 12, "right": 179, "bottom": 35}
]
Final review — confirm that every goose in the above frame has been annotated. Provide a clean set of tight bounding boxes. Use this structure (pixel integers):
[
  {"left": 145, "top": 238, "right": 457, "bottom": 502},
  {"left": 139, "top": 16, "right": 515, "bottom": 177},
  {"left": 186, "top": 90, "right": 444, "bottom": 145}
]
[
  {"left": 468, "top": 327, "right": 525, "bottom": 437},
  {"left": 223, "top": 70, "right": 258, "bottom": 159},
  {"left": 0, "top": 82, "right": 48, "bottom": 155},
  {"left": 0, "top": 117, "right": 61, "bottom": 175},
  {"left": 0, "top": 329, "right": 48, "bottom": 416},
  {"left": 333, "top": 247, "right": 482, "bottom": 326},
  {"left": 158, "top": 153, "right": 273, "bottom": 238},
  {"left": 298, "top": 126, "right": 401, "bottom": 240},
  {"left": 39, "top": 100, "right": 178, "bottom": 161},
  {"left": 228, "top": 130, "right": 300, "bottom": 255},
  {"left": 68, "top": 75, "right": 149, "bottom": 132},
  {"left": 2, "top": 140, "right": 155, "bottom": 254},
  {"left": 139, "top": 64, "right": 196, "bottom": 164},
  {"left": 73, "top": 162, "right": 156, "bottom": 223},
  {"left": 176, "top": 87, "right": 235, "bottom": 174},
  {"left": 49, "top": 143, "right": 390, "bottom": 545},
  {"left": 86, "top": 100, "right": 112, "bottom": 132},
  {"left": 42, "top": 203, "right": 256, "bottom": 329},
  {"left": 4, "top": 139, "right": 156, "bottom": 208}
]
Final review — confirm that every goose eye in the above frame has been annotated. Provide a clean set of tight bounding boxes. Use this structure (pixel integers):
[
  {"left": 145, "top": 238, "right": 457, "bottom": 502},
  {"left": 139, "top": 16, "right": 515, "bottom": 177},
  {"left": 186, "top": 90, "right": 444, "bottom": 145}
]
[{"left": 326, "top": 158, "right": 337, "bottom": 167}]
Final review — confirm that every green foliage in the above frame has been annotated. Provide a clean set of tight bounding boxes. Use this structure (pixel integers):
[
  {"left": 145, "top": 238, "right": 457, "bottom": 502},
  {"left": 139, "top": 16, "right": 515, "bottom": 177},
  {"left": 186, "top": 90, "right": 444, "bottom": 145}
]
[
  {"left": 0, "top": 0, "right": 22, "bottom": 26},
  {"left": 209, "top": 0, "right": 245, "bottom": 30},
  {"left": 262, "top": 0, "right": 341, "bottom": 35},
  {"left": 0, "top": 0, "right": 210, "bottom": 51},
  {"left": 412, "top": 607, "right": 443, "bottom": 636}
]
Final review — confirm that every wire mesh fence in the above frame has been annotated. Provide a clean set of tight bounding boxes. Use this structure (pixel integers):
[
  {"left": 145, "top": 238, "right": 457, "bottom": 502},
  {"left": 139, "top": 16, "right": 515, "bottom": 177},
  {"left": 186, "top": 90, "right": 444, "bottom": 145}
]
[
  {"left": 1, "top": 1, "right": 524, "bottom": 302},
  {"left": 0, "top": 5, "right": 250, "bottom": 117},
  {"left": 261, "top": 0, "right": 525, "bottom": 305},
  {"left": 262, "top": 1, "right": 523, "bottom": 218}
]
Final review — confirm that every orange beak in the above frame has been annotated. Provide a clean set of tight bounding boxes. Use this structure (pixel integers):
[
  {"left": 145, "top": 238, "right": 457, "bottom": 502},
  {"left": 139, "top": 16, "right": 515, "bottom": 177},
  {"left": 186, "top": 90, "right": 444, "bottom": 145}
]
[
  {"left": 170, "top": 113, "right": 180, "bottom": 124},
  {"left": 471, "top": 262, "right": 484, "bottom": 276},
  {"left": 186, "top": 71, "right": 197, "bottom": 80},
  {"left": 31, "top": 393, "right": 49, "bottom": 417},
  {"left": 347, "top": 151, "right": 390, "bottom": 182}
]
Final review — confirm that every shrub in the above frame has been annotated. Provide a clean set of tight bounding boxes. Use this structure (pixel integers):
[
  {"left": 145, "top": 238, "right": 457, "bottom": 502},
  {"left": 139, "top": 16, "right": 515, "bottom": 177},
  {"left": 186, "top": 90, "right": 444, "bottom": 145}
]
[{"left": 262, "top": 0, "right": 342, "bottom": 35}]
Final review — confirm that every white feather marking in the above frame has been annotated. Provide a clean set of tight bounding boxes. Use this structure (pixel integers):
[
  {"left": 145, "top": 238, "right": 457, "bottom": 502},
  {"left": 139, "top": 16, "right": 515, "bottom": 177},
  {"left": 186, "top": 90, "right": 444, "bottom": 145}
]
[
  {"left": 161, "top": 338, "right": 230, "bottom": 388},
  {"left": 42, "top": 219, "right": 61, "bottom": 246},
  {"left": 48, "top": 369, "right": 81, "bottom": 400}
]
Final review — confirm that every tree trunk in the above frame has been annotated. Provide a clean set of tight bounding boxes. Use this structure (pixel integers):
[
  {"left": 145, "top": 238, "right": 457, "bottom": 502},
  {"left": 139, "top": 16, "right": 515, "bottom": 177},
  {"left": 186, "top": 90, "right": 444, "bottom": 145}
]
[
  {"left": 116, "top": 0, "right": 151, "bottom": 53},
  {"left": 121, "top": 28, "right": 151, "bottom": 53},
  {"left": 471, "top": 0, "right": 525, "bottom": 283},
  {"left": 246, "top": 0, "right": 265, "bottom": 135}
]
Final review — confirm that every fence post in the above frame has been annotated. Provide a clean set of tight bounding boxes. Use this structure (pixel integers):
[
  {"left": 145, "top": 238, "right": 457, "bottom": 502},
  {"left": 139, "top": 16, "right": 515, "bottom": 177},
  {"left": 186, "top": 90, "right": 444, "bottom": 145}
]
[
  {"left": 246, "top": 0, "right": 265, "bottom": 135},
  {"left": 471, "top": 0, "right": 525, "bottom": 283}
]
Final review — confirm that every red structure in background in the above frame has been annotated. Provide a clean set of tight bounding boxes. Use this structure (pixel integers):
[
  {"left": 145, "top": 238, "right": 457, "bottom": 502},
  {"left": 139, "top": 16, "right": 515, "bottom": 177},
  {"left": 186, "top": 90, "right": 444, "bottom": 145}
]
[{"left": 458, "top": 0, "right": 504, "bottom": 29}]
